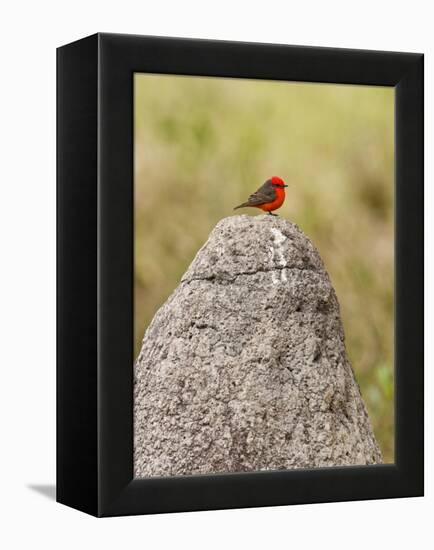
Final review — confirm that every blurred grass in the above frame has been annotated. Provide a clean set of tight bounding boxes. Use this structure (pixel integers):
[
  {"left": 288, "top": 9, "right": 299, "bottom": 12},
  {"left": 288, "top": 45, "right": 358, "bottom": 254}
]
[{"left": 134, "top": 74, "right": 394, "bottom": 463}]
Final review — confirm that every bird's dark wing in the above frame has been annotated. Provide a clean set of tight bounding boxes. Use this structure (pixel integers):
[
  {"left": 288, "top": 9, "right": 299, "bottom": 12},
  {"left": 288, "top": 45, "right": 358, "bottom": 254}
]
[{"left": 245, "top": 180, "right": 276, "bottom": 205}]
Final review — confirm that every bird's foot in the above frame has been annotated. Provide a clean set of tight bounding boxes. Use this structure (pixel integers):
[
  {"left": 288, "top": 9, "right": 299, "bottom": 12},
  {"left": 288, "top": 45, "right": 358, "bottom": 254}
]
[{"left": 268, "top": 211, "right": 278, "bottom": 216}]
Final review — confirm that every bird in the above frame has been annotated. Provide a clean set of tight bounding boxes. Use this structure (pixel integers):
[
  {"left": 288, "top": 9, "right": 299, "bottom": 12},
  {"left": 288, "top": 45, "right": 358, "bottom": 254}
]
[{"left": 234, "top": 176, "right": 288, "bottom": 216}]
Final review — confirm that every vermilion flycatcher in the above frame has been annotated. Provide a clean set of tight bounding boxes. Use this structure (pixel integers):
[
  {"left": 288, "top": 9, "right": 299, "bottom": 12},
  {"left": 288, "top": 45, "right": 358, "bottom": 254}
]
[{"left": 234, "top": 176, "right": 288, "bottom": 216}]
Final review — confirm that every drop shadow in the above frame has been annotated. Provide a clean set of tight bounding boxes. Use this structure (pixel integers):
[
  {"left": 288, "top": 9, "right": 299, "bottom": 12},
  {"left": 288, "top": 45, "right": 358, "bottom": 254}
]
[{"left": 27, "top": 484, "right": 56, "bottom": 501}]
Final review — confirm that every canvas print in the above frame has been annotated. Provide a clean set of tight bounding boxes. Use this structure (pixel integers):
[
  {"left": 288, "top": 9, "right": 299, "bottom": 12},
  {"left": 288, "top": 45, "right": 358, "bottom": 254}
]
[{"left": 133, "top": 74, "right": 394, "bottom": 477}]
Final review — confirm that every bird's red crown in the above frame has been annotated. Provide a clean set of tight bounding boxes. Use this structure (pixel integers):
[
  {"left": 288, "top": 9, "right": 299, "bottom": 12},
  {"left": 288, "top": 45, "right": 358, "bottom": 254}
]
[{"left": 271, "top": 176, "right": 285, "bottom": 187}]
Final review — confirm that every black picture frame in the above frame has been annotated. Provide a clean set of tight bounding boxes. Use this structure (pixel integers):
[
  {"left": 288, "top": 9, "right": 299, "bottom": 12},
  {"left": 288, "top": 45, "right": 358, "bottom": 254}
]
[{"left": 57, "top": 33, "right": 424, "bottom": 517}]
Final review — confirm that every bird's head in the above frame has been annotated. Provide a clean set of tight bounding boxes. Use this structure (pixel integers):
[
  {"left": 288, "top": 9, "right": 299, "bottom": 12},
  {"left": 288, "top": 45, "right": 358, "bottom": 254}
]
[{"left": 270, "top": 176, "right": 288, "bottom": 188}]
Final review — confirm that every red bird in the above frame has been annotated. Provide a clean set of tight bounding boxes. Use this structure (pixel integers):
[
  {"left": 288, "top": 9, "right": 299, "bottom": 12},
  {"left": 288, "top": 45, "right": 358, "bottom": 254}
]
[{"left": 234, "top": 176, "right": 288, "bottom": 216}]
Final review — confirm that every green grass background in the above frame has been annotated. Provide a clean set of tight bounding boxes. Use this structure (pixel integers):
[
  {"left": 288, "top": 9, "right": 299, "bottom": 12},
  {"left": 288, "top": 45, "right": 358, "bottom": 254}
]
[{"left": 134, "top": 74, "right": 394, "bottom": 463}]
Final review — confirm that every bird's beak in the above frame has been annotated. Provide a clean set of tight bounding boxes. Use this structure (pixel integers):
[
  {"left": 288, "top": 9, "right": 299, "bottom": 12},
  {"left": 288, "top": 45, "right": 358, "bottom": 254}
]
[{"left": 284, "top": 184, "right": 288, "bottom": 187}]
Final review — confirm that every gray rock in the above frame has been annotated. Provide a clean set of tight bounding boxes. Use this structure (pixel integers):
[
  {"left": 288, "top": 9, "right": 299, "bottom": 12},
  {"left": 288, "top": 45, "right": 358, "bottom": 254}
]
[{"left": 134, "top": 214, "right": 382, "bottom": 477}]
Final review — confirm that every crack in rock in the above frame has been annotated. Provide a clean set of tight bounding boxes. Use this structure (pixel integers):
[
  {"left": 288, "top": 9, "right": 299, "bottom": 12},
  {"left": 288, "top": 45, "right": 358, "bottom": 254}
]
[{"left": 183, "top": 264, "right": 319, "bottom": 285}]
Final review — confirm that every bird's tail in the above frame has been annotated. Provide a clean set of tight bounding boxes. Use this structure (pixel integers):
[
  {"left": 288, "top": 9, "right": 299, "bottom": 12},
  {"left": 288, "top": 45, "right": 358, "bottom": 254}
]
[{"left": 234, "top": 202, "right": 249, "bottom": 210}]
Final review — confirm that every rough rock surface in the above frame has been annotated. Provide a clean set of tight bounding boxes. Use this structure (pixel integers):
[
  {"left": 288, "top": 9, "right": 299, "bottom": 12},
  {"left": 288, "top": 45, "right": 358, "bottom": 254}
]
[{"left": 134, "top": 215, "right": 382, "bottom": 477}]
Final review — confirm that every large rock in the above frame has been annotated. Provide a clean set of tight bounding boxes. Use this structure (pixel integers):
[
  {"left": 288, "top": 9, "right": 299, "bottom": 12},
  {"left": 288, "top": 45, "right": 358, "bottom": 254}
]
[{"left": 134, "top": 215, "right": 382, "bottom": 476}]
